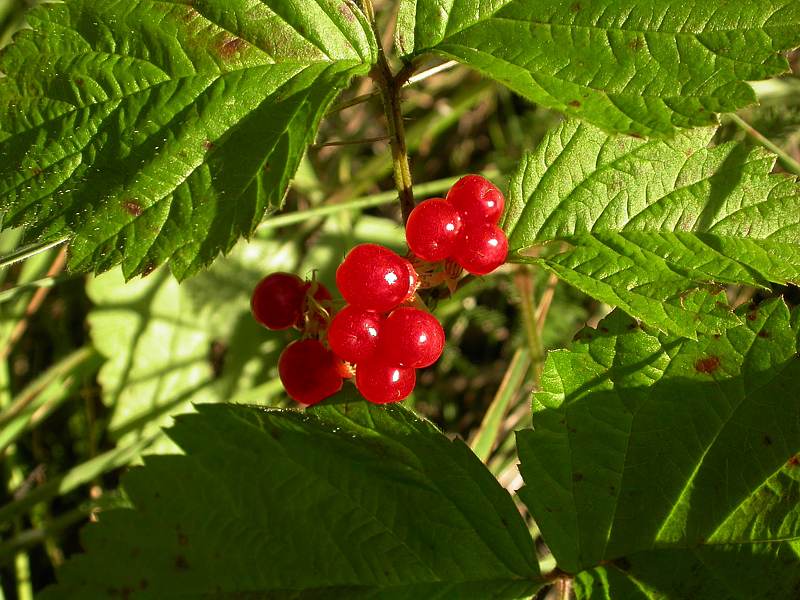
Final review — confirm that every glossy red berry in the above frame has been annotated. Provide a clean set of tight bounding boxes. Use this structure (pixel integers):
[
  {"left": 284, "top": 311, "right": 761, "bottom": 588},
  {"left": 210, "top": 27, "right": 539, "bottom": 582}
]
[
  {"left": 336, "top": 244, "right": 411, "bottom": 312},
  {"left": 381, "top": 307, "right": 445, "bottom": 368},
  {"left": 452, "top": 223, "right": 508, "bottom": 275},
  {"left": 278, "top": 339, "right": 343, "bottom": 406},
  {"left": 328, "top": 305, "right": 383, "bottom": 364},
  {"left": 447, "top": 175, "right": 505, "bottom": 224},
  {"left": 355, "top": 359, "right": 416, "bottom": 404},
  {"left": 251, "top": 272, "right": 306, "bottom": 330},
  {"left": 405, "top": 198, "right": 463, "bottom": 261}
]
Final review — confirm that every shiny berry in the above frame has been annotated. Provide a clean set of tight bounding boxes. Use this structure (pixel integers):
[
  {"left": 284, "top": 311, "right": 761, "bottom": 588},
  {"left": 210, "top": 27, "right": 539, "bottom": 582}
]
[
  {"left": 355, "top": 359, "right": 416, "bottom": 404},
  {"left": 278, "top": 339, "right": 343, "bottom": 406},
  {"left": 328, "top": 306, "right": 383, "bottom": 364},
  {"left": 381, "top": 307, "right": 445, "bottom": 368},
  {"left": 452, "top": 223, "right": 508, "bottom": 275},
  {"left": 405, "top": 198, "right": 463, "bottom": 261},
  {"left": 251, "top": 272, "right": 306, "bottom": 330},
  {"left": 336, "top": 244, "right": 411, "bottom": 312},
  {"left": 447, "top": 175, "right": 505, "bottom": 224}
]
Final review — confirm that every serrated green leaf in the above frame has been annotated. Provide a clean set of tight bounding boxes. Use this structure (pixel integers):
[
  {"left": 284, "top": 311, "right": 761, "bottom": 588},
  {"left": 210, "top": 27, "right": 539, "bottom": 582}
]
[
  {"left": 516, "top": 298, "right": 800, "bottom": 596},
  {"left": 574, "top": 542, "right": 800, "bottom": 599},
  {"left": 0, "top": 0, "right": 376, "bottom": 279},
  {"left": 42, "top": 395, "right": 544, "bottom": 599},
  {"left": 87, "top": 234, "right": 300, "bottom": 454},
  {"left": 504, "top": 120, "right": 800, "bottom": 337},
  {"left": 397, "top": 0, "right": 800, "bottom": 136}
]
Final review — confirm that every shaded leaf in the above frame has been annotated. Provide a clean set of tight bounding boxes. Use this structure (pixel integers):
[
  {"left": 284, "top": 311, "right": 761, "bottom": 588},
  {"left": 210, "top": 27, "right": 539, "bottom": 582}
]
[
  {"left": 42, "top": 396, "right": 543, "bottom": 598},
  {"left": 516, "top": 298, "right": 800, "bottom": 596}
]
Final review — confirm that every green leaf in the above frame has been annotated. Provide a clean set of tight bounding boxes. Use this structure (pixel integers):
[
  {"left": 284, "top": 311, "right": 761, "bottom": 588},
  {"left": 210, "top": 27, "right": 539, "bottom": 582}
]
[
  {"left": 574, "top": 542, "right": 800, "bottom": 599},
  {"left": 503, "top": 120, "right": 800, "bottom": 337},
  {"left": 87, "top": 233, "right": 300, "bottom": 454},
  {"left": 397, "top": 0, "right": 800, "bottom": 136},
  {"left": 0, "top": 0, "right": 376, "bottom": 279},
  {"left": 516, "top": 298, "right": 800, "bottom": 597},
  {"left": 43, "top": 395, "right": 544, "bottom": 599}
]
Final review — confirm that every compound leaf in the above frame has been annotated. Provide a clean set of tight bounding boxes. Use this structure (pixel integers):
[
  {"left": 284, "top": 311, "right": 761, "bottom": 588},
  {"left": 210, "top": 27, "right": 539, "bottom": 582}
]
[
  {"left": 42, "top": 395, "right": 543, "bottom": 599},
  {"left": 503, "top": 120, "right": 800, "bottom": 337},
  {"left": 397, "top": 0, "right": 800, "bottom": 136},
  {"left": 516, "top": 298, "right": 800, "bottom": 597},
  {"left": 0, "top": 0, "right": 375, "bottom": 279}
]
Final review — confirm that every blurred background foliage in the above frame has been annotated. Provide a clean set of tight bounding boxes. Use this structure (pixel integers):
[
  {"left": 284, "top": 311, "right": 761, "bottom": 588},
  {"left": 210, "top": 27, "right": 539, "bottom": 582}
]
[{"left": 0, "top": 0, "right": 799, "bottom": 597}]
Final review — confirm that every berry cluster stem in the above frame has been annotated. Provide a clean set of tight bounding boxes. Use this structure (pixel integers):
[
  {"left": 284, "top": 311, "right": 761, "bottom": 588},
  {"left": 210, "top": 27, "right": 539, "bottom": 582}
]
[{"left": 361, "top": 0, "right": 416, "bottom": 223}]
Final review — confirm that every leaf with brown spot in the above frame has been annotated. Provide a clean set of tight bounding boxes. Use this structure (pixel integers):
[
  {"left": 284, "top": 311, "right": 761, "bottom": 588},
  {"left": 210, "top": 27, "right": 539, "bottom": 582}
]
[
  {"left": 518, "top": 299, "right": 800, "bottom": 581},
  {"left": 0, "top": 0, "right": 377, "bottom": 280}
]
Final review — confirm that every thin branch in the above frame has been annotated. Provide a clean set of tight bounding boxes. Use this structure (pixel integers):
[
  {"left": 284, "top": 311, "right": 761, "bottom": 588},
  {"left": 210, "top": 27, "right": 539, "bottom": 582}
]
[
  {"left": 728, "top": 113, "right": 800, "bottom": 176},
  {"left": 406, "top": 60, "right": 459, "bottom": 85},
  {"left": 0, "top": 237, "right": 69, "bottom": 271},
  {"left": 535, "top": 272, "right": 559, "bottom": 332},
  {"left": 325, "top": 59, "right": 459, "bottom": 115},
  {"left": 0, "top": 247, "right": 67, "bottom": 361},
  {"left": 514, "top": 265, "right": 545, "bottom": 387},
  {"left": 312, "top": 135, "right": 391, "bottom": 149}
]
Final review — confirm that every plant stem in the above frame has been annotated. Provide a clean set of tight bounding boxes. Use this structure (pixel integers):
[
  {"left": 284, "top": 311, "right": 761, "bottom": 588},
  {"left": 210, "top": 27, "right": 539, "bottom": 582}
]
[
  {"left": 728, "top": 113, "right": 800, "bottom": 176},
  {"left": 536, "top": 272, "right": 559, "bottom": 332},
  {"left": 469, "top": 347, "right": 531, "bottom": 463},
  {"left": 0, "top": 237, "right": 68, "bottom": 272},
  {"left": 312, "top": 135, "right": 391, "bottom": 149},
  {"left": 514, "top": 265, "right": 545, "bottom": 387},
  {"left": 361, "top": 0, "right": 416, "bottom": 223},
  {"left": 0, "top": 247, "right": 67, "bottom": 361},
  {"left": 326, "top": 59, "right": 460, "bottom": 115},
  {"left": 258, "top": 170, "right": 499, "bottom": 232}
]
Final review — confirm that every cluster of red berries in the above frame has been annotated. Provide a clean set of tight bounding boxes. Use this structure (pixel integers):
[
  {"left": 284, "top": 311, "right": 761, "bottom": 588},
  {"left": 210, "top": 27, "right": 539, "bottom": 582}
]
[
  {"left": 406, "top": 174, "right": 507, "bottom": 275},
  {"left": 250, "top": 175, "right": 507, "bottom": 407}
]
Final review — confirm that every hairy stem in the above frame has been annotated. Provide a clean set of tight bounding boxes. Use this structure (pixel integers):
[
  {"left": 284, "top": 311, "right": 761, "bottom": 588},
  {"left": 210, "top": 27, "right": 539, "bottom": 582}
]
[{"left": 361, "top": 0, "right": 416, "bottom": 222}]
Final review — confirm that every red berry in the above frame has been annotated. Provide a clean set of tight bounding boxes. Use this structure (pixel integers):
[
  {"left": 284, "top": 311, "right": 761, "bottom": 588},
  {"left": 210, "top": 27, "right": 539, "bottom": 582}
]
[
  {"left": 381, "top": 307, "right": 445, "bottom": 368},
  {"left": 251, "top": 272, "right": 306, "bottom": 330},
  {"left": 296, "top": 281, "right": 332, "bottom": 329},
  {"left": 355, "top": 359, "right": 416, "bottom": 404},
  {"left": 405, "top": 198, "right": 463, "bottom": 261},
  {"left": 336, "top": 244, "right": 411, "bottom": 312},
  {"left": 328, "top": 305, "right": 383, "bottom": 364},
  {"left": 452, "top": 223, "right": 508, "bottom": 275},
  {"left": 447, "top": 175, "right": 505, "bottom": 224},
  {"left": 278, "top": 339, "right": 343, "bottom": 406}
]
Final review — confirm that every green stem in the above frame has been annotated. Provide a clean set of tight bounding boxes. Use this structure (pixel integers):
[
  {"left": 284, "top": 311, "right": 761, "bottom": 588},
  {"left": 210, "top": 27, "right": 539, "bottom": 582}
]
[
  {"left": 258, "top": 170, "right": 498, "bottom": 232},
  {"left": 0, "top": 237, "right": 69, "bottom": 272},
  {"left": 361, "top": 0, "right": 416, "bottom": 223},
  {"left": 326, "top": 60, "right": 459, "bottom": 115},
  {"left": 312, "top": 135, "right": 391, "bottom": 149},
  {"left": 728, "top": 113, "right": 800, "bottom": 176},
  {"left": 469, "top": 347, "right": 531, "bottom": 463},
  {"left": 1, "top": 358, "right": 33, "bottom": 599},
  {"left": 514, "top": 266, "right": 545, "bottom": 387}
]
